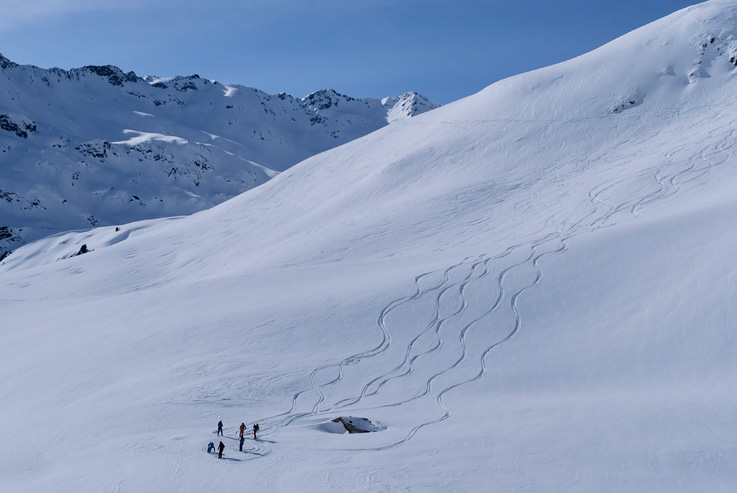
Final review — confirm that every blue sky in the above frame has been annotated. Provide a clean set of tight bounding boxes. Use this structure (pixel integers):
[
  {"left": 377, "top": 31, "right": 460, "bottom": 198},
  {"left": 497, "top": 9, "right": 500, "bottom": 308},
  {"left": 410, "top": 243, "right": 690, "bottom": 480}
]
[{"left": 0, "top": 0, "right": 701, "bottom": 103}]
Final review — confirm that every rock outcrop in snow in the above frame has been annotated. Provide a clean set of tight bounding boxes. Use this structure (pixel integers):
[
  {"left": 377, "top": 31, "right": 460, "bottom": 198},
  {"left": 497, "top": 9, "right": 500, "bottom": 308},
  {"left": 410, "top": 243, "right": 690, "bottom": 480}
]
[{"left": 330, "top": 416, "right": 382, "bottom": 434}]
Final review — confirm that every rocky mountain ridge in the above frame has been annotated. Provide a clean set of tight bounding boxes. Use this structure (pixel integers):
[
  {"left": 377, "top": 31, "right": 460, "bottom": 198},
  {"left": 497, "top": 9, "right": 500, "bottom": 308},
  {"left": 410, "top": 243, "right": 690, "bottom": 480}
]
[{"left": 0, "top": 54, "right": 440, "bottom": 258}]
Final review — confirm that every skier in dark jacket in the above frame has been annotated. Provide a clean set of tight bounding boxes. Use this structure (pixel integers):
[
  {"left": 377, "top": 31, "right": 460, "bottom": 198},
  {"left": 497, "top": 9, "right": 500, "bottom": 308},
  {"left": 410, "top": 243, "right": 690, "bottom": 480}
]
[
  {"left": 218, "top": 441, "right": 225, "bottom": 459},
  {"left": 207, "top": 442, "right": 215, "bottom": 454},
  {"left": 253, "top": 423, "right": 260, "bottom": 439},
  {"left": 217, "top": 420, "right": 224, "bottom": 436},
  {"left": 239, "top": 436, "right": 245, "bottom": 452}
]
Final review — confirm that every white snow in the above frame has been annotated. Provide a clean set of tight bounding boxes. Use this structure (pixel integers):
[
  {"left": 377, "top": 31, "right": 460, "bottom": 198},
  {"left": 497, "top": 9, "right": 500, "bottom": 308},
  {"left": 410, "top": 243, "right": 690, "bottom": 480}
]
[
  {"left": 112, "top": 129, "right": 189, "bottom": 146},
  {"left": 2, "top": 1, "right": 737, "bottom": 491},
  {"left": 145, "top": 76, "right": 174, "bottom": 85}
]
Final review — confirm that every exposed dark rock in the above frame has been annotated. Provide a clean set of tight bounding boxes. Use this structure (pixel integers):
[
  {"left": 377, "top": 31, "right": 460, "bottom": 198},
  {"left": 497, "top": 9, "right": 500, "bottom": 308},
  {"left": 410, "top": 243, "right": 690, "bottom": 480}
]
[
  {"left": 0, "top": 115, "right": 36, "bottom": 138},
  {"left": 83, "top": 65, "right": 139, "bottom": 86},
  {"left": 0, "top": 226, "right": 13, "bottom": 240},
  {"left": 0, "top": 226, "right": 22, "bottom": 262},
  {"left": 0, "top": 53, "right": 17, "bottom": 69},
  {"left": 0, "top": 190, "right": 19, "bottom": 203},
  {"left": 176, "top": 81, "right": 198, "bottom": 92},
  {"left": 331, "top": 416, "right": 380, "bottom": 434},
  {"left": 75, "top": 140, "right": 114, "bottom": 160}
]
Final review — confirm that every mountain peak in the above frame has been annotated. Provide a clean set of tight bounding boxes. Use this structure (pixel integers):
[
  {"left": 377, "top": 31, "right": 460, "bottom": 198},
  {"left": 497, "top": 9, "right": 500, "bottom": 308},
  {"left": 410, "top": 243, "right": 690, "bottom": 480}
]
[
  {"left": 0, "top": 53, "right": 17, "bottom": 70},
  {"left": 383, "top": 91, "right": 441, "bottom": 122},
  {"left": 82, "top": 65, "right": 140, "bottom": 86},
  {"left": 301, "top": 89, "right": 356, "bottom": 110}
]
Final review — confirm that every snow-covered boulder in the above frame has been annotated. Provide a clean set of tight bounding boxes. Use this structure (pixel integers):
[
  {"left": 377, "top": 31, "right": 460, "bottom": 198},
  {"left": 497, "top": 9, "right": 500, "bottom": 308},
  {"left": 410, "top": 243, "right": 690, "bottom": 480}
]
[{"left": 330, "top": 416, "right": 383, "bottom": 434}]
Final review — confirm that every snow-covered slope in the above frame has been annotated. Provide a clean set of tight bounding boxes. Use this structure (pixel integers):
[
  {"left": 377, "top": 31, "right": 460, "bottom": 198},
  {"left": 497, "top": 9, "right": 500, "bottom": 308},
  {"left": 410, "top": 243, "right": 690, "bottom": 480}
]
[
  {"left": 2, "top": 1, "right": 737, "bottom": 491},
  {"left": 0, "top": 56, "right": 439, "bottom": 258}
]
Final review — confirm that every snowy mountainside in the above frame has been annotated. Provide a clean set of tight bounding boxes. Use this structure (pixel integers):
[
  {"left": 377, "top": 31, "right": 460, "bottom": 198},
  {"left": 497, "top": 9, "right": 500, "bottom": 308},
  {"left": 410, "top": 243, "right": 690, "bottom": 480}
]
[
  {"left": 0, "top": 55, "right": 439, "bottom": 258},
  {"left": 3, "top": 1, "right": 737, "bottom": 491}
]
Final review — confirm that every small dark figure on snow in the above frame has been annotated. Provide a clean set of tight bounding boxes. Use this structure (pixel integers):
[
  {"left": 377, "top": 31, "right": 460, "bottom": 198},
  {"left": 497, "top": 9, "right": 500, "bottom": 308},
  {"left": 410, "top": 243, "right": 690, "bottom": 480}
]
[
  {"left": 218, "top": 441, "right": 225, "bottom": 459},
  {"left": 239, "top": 436, "right": 245, "bottom": 452},
  {"left": 217, "top": 420, "right": 223, "bottom": 436},
  {"left": 207, "top": 441, "right": 215, "bottom": 454},
  {"left": 239, "top": 422, "right": 246, "bottom": 438},
  {"left": 253, "top": 423, "right": 260, "bottom": 439}
]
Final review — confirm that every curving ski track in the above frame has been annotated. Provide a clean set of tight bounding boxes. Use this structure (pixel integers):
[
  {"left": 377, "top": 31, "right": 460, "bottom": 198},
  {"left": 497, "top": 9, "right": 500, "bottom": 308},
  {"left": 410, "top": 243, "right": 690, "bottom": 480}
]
[{"left": 247, "top": 110, "right": 736, "bottom": 457}]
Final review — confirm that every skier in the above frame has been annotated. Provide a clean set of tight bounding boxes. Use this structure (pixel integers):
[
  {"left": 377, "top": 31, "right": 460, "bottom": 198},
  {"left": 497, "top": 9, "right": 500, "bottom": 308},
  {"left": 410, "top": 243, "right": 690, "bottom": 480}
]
[
  {"left": 239, "top": 435, "right": 245, "bottom": 452},
  {"left": 207, "top": 442, "right": 215, "bottom": 454},
  {"left": 239, "top": 422, "right": 246, "bottom": 439},
  {"left": 253, "top": 423, "right": 260, "bottom": 440},
  {"left": 218, "top": 441, "right": 225, "bottom": 459},
  {"left": 217, "top": 420, "right": 224, "bottom": 436}
]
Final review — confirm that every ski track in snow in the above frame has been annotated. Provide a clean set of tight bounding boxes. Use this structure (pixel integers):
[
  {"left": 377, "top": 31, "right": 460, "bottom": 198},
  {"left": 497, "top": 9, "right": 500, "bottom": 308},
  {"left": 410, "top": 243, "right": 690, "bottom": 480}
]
[
  {"left": 237, "top": 109, "right": 737, "bottom": 462},
  {"left": 257, "top": 258, "right": 472, "bottom": 432},
  {"left": 8, "top": 12, "right": 737, "bottom": 489}
]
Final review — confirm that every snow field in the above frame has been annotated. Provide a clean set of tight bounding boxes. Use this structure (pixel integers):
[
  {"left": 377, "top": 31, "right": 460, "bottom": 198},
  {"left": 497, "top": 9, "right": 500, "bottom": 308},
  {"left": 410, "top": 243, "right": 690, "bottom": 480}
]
[{"left": 3, "top": 1, "right": 737, "bottom": 491}]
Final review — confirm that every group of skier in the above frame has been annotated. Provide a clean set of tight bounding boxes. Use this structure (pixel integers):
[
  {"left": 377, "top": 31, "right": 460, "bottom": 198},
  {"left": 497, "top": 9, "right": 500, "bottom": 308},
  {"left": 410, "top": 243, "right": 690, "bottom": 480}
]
[
  {"left": 207, "top": 440, "right": 224, "bottom": 458},
  {"left": 208, "top": 420, "right": 261, "bottom": 458}
]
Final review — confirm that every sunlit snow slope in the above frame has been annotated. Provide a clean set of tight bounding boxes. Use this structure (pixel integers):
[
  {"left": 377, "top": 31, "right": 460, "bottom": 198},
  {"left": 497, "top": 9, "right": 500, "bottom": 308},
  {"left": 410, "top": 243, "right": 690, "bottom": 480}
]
[{"left": 2, "top": 1, "right": 737, "bottom": 491}]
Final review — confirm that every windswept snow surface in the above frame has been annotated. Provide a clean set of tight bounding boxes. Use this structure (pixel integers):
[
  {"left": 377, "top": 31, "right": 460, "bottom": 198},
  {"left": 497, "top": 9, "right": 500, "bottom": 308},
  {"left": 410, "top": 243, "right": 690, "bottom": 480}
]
[{"left": 2, "top": 1, "right": 737, "bottom": 491}]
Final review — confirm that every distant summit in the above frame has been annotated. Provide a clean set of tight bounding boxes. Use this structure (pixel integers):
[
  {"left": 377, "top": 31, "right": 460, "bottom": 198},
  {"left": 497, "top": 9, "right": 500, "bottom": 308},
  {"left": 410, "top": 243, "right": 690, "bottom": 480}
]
[
  {"left": 82, "top": 65, "right": 140, "bottom": 86},
  {"left": 383, "top": 92, "right": 440, "bottom": 122},
  {"left": 0, "top": 54, "right": 440, "bottom": 258},
  {"left": 299, "top": 89, "right": 440, "bottom": 122}
]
